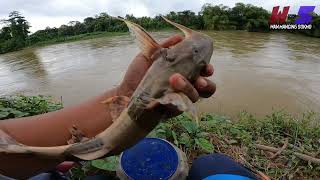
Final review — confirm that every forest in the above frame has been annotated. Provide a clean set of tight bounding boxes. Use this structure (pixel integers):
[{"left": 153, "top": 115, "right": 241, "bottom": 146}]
[{"left": 0, "top": 3, "right": 319, "bottom": 54}]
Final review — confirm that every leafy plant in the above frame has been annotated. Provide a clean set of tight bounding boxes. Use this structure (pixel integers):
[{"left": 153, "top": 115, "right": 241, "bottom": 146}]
[
  {"left": 149, "top": 114, "right": 214, "bottom": 153},
  {"left": 149, "top": 111, "right": 320, "bottom": 179},
  {"left": 91, "top": 156, "right": 119, "bottom": 171},
  {"left": 0, "top": 95, "right": 63, "bottom": 120}
]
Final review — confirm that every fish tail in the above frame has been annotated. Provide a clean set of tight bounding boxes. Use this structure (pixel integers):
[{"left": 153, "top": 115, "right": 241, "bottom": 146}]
[{"left": 0, "top": 130, "right": 71, "bottom": 157}]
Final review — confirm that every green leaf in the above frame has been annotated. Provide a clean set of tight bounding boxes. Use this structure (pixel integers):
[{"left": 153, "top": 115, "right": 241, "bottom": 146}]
[
  {"left": 181, "top": 121, "right": 198, "bottom": 134},
  {"left": 195, "top": 138, "right": 214, "bottom": 152},
  {"left": 9, "top": 109, "right": 29, "bottom": 117},
  {"left": 171, "top": 131, "right": 179, "bottom": 146},
  {"left": 197, "top": 132, "right": 209, "bottom": 138},
  {"left": 91, "top": 156, "right": 119, "bottom": 171},
  {"left": 0, "top": 108, "right": 13, "bottom": 112},
  {"left": 180, "top": 133, "right": 191, "bottom": 146},
  {"left": 0, "top": 111, "right": 10, "bottom": 118},
  {"left": 156, "top": 129, "right": 166, "bottom": 133},
  {"left": 147, "top": 130, "right": 158, "bottom": 138}
]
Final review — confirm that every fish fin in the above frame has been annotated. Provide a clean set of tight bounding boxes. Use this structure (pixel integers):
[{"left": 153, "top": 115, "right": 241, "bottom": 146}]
[
  {"left": 102, "top": 96, "right": 130, "bottom": 121},
  {"left": 152, "top": 92, "right": 199, "bottom": 123},
  {"left": 114, "top": 17, "right": 161, "bottom": 59},
  {"left": 67, "top": 125, "right": 90, "bottom": 144},
  {"left": 161, "top": 16, "right": 193, "bottom": 38}
]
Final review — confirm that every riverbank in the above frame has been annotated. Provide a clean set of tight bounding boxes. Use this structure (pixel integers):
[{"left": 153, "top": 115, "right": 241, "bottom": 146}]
[
  {"left": 1, "top": 30, "right": 175, "bottom": 54},
  {"left": 28, "top": 29, "right": 177, "bottom": 48},
  {"left": 1, "top": 29, "right": 316, "bottom": 56},
  {"left": 29, "top": 31, "right": 129, "bottom": 48},
  {"left": 1, "top": 95, "right": 319, "bottom": 179},
  {"left": 1, "top": 28, "right": 319, "bottom": 55}
]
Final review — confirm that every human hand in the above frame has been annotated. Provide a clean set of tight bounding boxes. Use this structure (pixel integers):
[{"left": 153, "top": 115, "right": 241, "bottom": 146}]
[{"left": 117, "top": 34, "right": 216, "bottom": 102}]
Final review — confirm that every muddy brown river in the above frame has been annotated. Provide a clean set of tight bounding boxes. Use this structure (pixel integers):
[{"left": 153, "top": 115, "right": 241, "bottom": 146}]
[{"left": 0, "top": 31, "right": 319, "bottom": 117}]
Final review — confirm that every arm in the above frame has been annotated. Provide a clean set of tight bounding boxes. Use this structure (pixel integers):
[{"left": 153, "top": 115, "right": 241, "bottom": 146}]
[
  {"left": 0, "top": 88, "right": 120, "bottom": 178},
  {"left": 0, "top": 88, "right": 118, "bottom": 147},
  {"left": 0, "top": 35, "right": 185, "bottom": 147},
  {"left": 0, "top": 88, "right": 119, "bottom": 147}
]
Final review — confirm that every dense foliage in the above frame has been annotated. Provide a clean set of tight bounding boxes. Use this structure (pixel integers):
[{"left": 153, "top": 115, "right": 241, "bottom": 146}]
[
  {"left": 0, "top": 95, "right": 63, "bottom": 120},
  {"left": 0, "top": 11, "right": 30, "bottom": 53},
  {"left": 1, "top": 3, "right": 319, "bottom": 54}
]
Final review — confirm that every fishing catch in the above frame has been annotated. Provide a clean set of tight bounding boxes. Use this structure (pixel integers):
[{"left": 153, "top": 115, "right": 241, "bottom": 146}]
[{"left": 0, "top": 17, "right": 213, "bottom": 160}]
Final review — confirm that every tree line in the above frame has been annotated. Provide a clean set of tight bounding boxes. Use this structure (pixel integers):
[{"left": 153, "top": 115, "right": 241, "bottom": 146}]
[{"left": 1, "top": 3, "right": 319, "bottom": 54}]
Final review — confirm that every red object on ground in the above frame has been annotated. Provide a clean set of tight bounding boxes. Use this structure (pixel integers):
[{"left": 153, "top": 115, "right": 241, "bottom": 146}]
[{"left": 55, "top": 161, "right": 76, "bottom": 173}]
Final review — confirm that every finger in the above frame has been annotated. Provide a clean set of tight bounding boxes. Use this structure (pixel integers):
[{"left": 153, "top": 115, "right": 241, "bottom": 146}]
[
  {"left": 194, "top": 77, "right": 216, "bottom": 98},
  {"left": 160, "top": 34, "right": 184, "bottom": 48},
  {"left": 200, "top": 64, "right": 214, "bottom": 77},
  {"left": 169, "top": 73, "right": 199, "bottom": 103}
]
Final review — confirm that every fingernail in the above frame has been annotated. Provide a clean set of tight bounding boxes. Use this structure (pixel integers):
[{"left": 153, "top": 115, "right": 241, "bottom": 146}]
[
  {"left": 198, "top": 78, "right": 207, "bottom": 88},
  {"left": 176, "top": 77, "right": 186, "bottom": 89}
]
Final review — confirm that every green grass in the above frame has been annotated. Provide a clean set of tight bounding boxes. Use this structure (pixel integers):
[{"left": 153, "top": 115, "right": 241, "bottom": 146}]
[
  {"left": 1, "top": 95, "right": 319, "bottom": 179},
  {"left": 145, "top": 111, "right": 320, "bottom": 179},
  {"left": 28, "top": 31, "right": 128, "bottom": 48}
]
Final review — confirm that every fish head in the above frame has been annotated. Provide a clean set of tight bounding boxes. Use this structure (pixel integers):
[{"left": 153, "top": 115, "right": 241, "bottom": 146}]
[
  {"left": 116, "top": 17, "right": 214, "bottom": 98},
  {"left": 163, "top": 16, "right": 213, "bottom": 66},
  {"left": 159, "top": 17, "right": 214, "bottom": 81},
  {"left": 185, "top": 32, "right": 214, "bottom": 66}
]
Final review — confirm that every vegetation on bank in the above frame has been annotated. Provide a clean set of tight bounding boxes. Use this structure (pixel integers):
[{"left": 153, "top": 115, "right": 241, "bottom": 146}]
[
  {"left": 0, "top": 95, "right": 319, "bottom": 179},
  {"left": 29, "top": 31, "right": 128, "bottom": 48},
  {"left": 1, "top": 3, "right": 320, "bottom": 54},
  {"left": 0, "top": 95, "right": 62, "bottom": 120}
]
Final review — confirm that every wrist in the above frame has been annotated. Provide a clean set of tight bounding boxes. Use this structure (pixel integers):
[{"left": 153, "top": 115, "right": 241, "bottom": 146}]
[{"left": 115, "top": 84, "right": 134, "bottom": 98}]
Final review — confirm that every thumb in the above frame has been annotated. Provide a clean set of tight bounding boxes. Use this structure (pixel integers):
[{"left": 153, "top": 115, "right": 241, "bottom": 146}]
[{"left": 160, "top": 34, "right": 183, "bottom": 48}]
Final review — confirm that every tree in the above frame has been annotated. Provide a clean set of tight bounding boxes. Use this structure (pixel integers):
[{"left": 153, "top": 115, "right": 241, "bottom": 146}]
[
  {"left": 201, "top": 4, "right": 232, "bottom": 30},
  {"left": 58, "top": 24, "right": 74, "bottom": 36},
  {"left": 229, "top": 3, "right": 247, "bottom": 29},
  {"left": 0, "top": 27, "right": 11, "bottom": 41},
  {"left": 0, "top": 11, "right": 30, "bottom": 53},
  {"left": 84, "top": 17, "right": 96, "bottom": 33},
  {"left": 7, "top": 11, "right": 30, "bottom": 41}
]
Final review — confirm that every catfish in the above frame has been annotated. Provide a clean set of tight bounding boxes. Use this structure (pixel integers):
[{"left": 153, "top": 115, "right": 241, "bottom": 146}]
[{"left": 0, "top": 17, "right": 214, "bottom": 160}]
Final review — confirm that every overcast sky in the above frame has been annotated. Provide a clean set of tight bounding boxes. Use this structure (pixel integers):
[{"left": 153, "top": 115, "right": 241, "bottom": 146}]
[{"left": 1, "top": 0, "right": 319, "bottom": 33}]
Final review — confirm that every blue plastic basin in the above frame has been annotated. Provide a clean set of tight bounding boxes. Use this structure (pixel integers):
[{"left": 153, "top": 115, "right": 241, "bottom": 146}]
[{"left": 120, "top": 138, "right": 179, "bottom": 180}]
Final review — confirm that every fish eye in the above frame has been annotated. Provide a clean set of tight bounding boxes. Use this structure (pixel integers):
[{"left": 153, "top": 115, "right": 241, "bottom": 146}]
[
  {"left": 163, "top": 49, "right": 175, "bottom": 62},
  {"left": 194, "top": 49, "right": 198, "bottom": 53}
]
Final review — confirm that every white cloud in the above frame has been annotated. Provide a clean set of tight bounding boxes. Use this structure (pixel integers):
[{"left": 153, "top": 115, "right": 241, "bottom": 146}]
[{"left": 0, "top": 0, "right": 319, "bottom": 32}]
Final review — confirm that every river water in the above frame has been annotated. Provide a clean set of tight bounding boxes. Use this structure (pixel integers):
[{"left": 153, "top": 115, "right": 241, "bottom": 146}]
[{"left": 0, "top": 31, "right": 319, "bottom": 117}]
